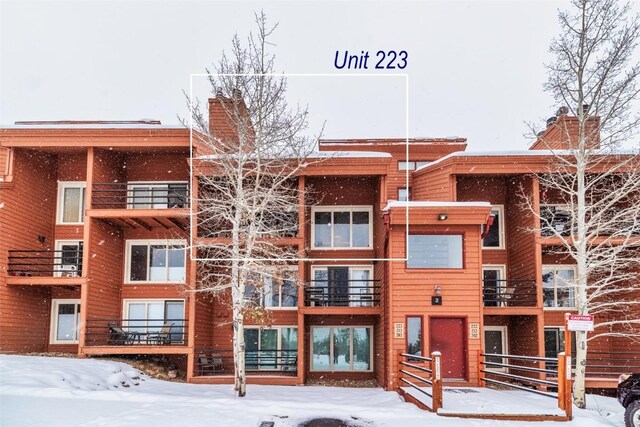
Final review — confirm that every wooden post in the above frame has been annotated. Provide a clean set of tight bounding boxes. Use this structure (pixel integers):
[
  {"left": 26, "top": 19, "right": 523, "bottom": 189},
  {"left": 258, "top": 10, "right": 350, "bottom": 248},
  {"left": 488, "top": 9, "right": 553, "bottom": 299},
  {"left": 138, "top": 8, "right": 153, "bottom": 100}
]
[
  {"left": 564, "top": 313, "right": 573, "bottom": 419},
  {"left": 557, "top": 352, "right": 566, "bottom": 410},
  {"left": 432, "top": 351, "right": 442, "bottom": 412},
  {"left": 477, "top": 349, "right": 484, "bottom": 385}
]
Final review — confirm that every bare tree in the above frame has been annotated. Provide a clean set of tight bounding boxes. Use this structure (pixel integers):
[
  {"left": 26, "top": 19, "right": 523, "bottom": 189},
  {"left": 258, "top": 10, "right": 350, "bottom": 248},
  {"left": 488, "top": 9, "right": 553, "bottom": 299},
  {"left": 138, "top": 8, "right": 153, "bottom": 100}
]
[
  {"left": 530, "top": 0, "right": 640, "bottom": 408},
  {"left": 187, "top": 12, "right": 322, "bottom": 397}
]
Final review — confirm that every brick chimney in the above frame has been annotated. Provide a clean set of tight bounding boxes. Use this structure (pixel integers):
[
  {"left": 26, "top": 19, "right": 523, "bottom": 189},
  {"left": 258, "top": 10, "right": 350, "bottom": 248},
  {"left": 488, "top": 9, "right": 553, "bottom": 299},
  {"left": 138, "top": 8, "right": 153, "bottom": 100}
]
[
  {"left": 207, "top": 89, "right": 254, "bottom": 153},
  {"left": 530, "top": 107, "right": 601, "bottom": 150}
]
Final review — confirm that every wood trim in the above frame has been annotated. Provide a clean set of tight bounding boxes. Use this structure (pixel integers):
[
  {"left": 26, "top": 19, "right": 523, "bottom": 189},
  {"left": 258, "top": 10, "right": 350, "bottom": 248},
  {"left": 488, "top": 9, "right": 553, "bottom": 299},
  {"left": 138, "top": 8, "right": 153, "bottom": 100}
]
[{"left": 6, "top": 276, "right": 86, "bottom": 286}]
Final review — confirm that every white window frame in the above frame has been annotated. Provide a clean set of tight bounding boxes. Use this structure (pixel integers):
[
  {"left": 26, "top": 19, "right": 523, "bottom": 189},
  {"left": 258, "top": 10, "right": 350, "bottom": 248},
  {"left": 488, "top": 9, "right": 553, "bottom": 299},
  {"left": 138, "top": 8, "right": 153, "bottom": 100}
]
[
  {"left": 56, "top": 181, "right": 86, "bottom": 225},
  {"left": 243, "top": 326, "right": 298, "bottom": 371},
  {"left": 483, "top": 205, "right": 505, "bottom": 250},
  {"left": 126, "top": 181, "right": 188, "bottom": 210},
  {"left": 542, "top": 265, "right": 577, "bottom": 309},
  {"left": 398, "top": 161, "right": 429, "bottom": 171},
  {"left": 50, "top": 299, "right": 81, "bottom": 344},
  {"left": 246, "top": 267, "right": 299, "bottom": 310},
  {"left": 484, "top": 325, "right": 508, "bottom": 372},
  {"left": 310, "top": 325, "right": 374, "bottom": 372},
  {"left": 310, "top": 265, "right": 375, "bottom": 307},
  {"left": 124, "top": 239, "right": 187, "bottom": 284},
  {"left": 311, "top": 206, "right": 373, "bottom": 249},
  {"left": 54, "top": 240, "right": 83, "bottom": 277},
  {"left": 122, "top": 298, "right": 186, "bottom": 343}
]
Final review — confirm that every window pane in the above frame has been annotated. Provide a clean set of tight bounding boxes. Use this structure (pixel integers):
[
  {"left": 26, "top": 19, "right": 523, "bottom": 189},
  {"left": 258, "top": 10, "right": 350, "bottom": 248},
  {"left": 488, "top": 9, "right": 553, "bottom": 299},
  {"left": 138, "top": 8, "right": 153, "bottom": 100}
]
[
  {"left": 147, "top": 302, "right": 164, "bottom": 332},
  {"left": 483, "top": 269, "right": 500, "bottom": 307},
  {"left": 333, "top": 212, "right": 351, "bottom": 247},
  {"left": 62, "top": 187, "right": 81, "bottom": 223},
  {"left": 333, "top": 328, "right": 351, "bottom": 371},
  {"left": 353, "top": 328, "right": 370, "bottom": 370},
  {"left": 352, "top": 211, "right": 370, "bottom": 247},
  {"left": 483, "top": 210, "right": 501, "bottom": 247},
  {"left": 398, "top": 188, "right": 409, "bottom": 202},
  {"left": 167, "top": 246, "right": 185, "bottom": 282},
  {"left": 351, "top": 269, "right": 371, "bottom": 307},
  {"left": 407, "top": 317, "right": 422, "bottom": 356},
  {"left": 245, "top": 329, "right": 259, "bottom": 369},
  {"left": 314, "top": 212, "right": 332, "bottom": 247},
  {"left": 127, "top": 303, "right": 146, "bottom": 333},
  {"left": 544, "top": 329, "right": 559, "bottom": 358},
  {"left": 407, "top": 235, "right": 463, "bottom": 268},
  {"left": 263, "top": 276, "right": 277, "bottom": 308},
  {"left": 132, "top": 188, "right": 151, "bottom": 209},
  {"left": 281, "top": 328, "right": 298, "bottom": 351},
  {"left": 542, "top": 268, "right": 555, "bottom": 307},
  {"left": 281, "top": 273, "right": 298, "bottom": 307},
  {"left": 260, "top": 329, "right": 278, "bottom": 369},
  {"left": 166, "top": 301, "right": 185, "bottom": 342},
  {"left": 312, "top": 328, "right": 330, "bottom": 370},
  {"left": 130, "top": 245, "right": 148, "bottom": 281},
  {"left": 398, "top": 161, "right": 416, "bottom": 171},
  {"left": 149, "top": 245, "right": 167, "bottom": 281},
  {"left": 56, "top": 304, "right": 76, "bottom": 341},
  {"left": 484, "top": 330, "right": 504, "bottom": 366}
]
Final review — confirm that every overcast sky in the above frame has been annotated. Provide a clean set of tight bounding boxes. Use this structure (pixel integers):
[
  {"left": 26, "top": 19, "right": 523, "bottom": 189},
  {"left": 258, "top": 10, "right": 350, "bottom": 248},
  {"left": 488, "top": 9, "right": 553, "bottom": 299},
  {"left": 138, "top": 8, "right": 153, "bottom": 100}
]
[{"left": 1, "top": 0, "right": 638, "bottom": 151}]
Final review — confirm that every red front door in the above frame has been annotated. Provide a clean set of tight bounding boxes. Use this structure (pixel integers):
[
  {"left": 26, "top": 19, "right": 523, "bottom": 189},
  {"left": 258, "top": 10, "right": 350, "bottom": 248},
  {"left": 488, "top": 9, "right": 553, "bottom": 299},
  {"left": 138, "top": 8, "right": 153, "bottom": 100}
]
[{"left": 430, "top": 317, "right": 467, "bottom": 380}]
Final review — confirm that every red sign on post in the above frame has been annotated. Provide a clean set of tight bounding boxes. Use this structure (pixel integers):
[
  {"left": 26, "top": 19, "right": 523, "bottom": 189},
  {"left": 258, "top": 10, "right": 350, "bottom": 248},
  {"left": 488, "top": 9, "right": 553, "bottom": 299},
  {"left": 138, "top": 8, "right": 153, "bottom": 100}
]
[{"left": 567, "top": 314, "right": 595, "bottom": 331}]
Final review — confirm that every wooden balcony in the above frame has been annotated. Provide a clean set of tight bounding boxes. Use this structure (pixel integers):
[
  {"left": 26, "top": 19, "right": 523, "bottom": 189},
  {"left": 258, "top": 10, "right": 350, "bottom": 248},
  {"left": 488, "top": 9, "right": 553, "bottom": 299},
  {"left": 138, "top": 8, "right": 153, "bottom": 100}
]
[
  {"left": 88, "top": 182, "right": 190, "bottom": 231},
  {"left": 83, "top": 318, "right": 190, "bottom": 355}
]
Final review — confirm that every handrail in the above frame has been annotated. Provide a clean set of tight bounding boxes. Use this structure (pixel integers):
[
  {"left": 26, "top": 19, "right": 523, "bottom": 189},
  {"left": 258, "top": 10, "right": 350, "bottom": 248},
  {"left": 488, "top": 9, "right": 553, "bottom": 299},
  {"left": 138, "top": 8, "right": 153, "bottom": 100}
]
[
  {"left": 194, "top": 348, "right": 298, "bottom": 376},
  {"left": 398, "top": 351, "right": 442, "bottom": 412},
  {"left": 92, "top": 182, "right": 189, "bottom": 209},
  {"left": 8, "top": 249, "right": 83, "bottom": 277},
  {"left": 482, "top": 279, "right": 537, "bottom": 307},
  {"left": 478, "top": 350, "right": 573, "bottom": 419},
  {"left": 304, "top": 279, "right": 381, "bottom": 307}
]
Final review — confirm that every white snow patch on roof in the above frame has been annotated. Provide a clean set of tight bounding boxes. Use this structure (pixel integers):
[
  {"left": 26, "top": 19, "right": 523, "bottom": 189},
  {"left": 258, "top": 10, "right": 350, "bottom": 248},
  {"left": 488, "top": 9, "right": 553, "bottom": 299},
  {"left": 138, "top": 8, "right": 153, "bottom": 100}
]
[
  {"left": 0, "top": 124, "right": 186, "bottom": 130},
  {"left": 415, "top": 149, "right": 638, "bottom": 171},
  {"left": 384, "top": 200, "right": 492, "bottom": 210},
  {"left": 196, "top": 151, "right": 391, "bottom": 161}
]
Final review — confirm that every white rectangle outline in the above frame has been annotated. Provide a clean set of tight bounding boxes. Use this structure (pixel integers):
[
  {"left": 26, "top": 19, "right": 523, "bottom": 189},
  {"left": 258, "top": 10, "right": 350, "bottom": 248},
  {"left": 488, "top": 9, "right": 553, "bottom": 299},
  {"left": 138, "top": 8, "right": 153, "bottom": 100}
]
[{"left": 189, "top": 73, "right": 410, "bottom": 262}]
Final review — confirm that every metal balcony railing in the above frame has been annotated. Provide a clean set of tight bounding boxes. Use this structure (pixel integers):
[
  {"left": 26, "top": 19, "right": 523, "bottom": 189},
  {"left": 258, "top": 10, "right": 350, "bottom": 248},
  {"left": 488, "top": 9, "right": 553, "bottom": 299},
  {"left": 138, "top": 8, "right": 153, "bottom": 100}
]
[
  {"left": 195, "top": 349, "right": 298, "bottom": 376},
  {"left": 304, "top": 279, "right": 380, "bottom": 307},
  {"left": 482, "top": 279, "right": 537, "bottom": 307},
  {"left": 92, "top": 182, "right": 189, "bottom": 209},
  {"left": 85, "top": 318, "right": 188, "bottom": 346},
  {"left": 8, "top": 249, "right": 83, "bottom": 277}
]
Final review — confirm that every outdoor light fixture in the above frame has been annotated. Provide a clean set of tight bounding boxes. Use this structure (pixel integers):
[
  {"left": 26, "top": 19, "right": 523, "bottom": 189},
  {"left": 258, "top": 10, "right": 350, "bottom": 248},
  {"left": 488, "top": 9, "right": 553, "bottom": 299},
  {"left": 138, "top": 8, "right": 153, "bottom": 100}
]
[
  {"left": 38, "top": 235, "right": 46, "bottom": 244},
  {"left": 433, "top": 285, "right": 442, "bottom": 295},
  {"left": 437, "top": 213, "right": 448, "bottom": 221}
]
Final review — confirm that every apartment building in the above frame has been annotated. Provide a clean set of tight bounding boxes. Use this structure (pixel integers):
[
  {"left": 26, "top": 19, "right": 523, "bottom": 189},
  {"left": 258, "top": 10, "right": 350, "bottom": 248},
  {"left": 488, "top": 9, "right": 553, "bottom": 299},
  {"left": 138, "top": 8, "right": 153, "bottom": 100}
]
[{"left": 0, "top": 102, "right": 637, "bottom": 391}]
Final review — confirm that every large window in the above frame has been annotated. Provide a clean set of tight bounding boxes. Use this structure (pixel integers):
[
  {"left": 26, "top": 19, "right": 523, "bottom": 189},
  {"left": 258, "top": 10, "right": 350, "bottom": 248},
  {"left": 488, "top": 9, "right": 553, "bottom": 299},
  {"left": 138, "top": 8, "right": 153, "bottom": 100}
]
[
  {"left": 50, "top": 299, "right": 81, "bottom": 344},
  {"left": 312, "top": 206, "right": 372, "bottom": 249},
  {"left": 57, "top": 182, "right": 86, "bottom": 224},
  {"left": 311, "top": 326, "right": 372, "bottom": 371},
  {"left": 124, "top": 299, "right": 185, "bottom": 343},
  {"left": 310, "top": 266, "right": 374, "bottom": 307},
  {"left": 482, "top": 206, "right": 504, "bottom": 249},
  {"left": 407, "top": 234, "right": 463, "bottom": 269},
  {"left": 125, "top": 240, "right": 186, "bottom": 283},
  {"left": 542, "top": 266, "right": 576, "bottom": 308},
  {"left": 244, "top": 327, "right": 298, "bottom": 371},
  {"left": 540, "top": 205, "right": 572, "bottom": 237},
  {"left": 127, "top": 182, "right": 188, "bottom": 209},
  {"left": 245, "top": 268, "right": 298, "bottom": 309}
]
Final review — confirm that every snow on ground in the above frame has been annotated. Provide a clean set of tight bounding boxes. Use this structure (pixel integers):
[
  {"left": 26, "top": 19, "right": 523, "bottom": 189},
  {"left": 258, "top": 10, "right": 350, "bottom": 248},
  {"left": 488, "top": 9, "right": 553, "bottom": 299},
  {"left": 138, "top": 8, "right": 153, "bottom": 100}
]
[{"left": 0, "top": 355, "right": 625, "bottom": 427}]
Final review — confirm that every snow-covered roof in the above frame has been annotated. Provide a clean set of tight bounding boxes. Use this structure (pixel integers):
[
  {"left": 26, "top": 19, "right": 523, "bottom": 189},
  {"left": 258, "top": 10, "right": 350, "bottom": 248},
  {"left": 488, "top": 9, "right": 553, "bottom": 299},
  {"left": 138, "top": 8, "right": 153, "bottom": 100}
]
[
  {"left": 0, "top": 124, "right": 186, "bottom": 130},
  {"left": 415, "top": 149, "right": 638, "bottom": 172},
  {"left": 384, "top": 200, "right": 492, "bottom": 211},
  {"left": 197, "top": 151, "right": 391, "bottom": 161},
  {"left": 308, "top": 151, "right": 392, "bottom": 158}
]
